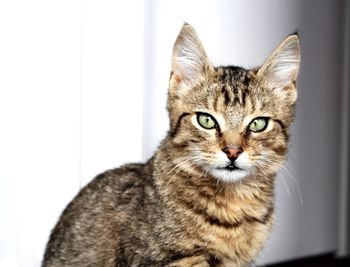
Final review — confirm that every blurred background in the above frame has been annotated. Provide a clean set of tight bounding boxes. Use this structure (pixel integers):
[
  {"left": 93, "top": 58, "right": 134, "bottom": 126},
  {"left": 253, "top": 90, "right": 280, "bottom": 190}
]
[{"left": 0, "top": 0, "right": 349, "bottom": 266}]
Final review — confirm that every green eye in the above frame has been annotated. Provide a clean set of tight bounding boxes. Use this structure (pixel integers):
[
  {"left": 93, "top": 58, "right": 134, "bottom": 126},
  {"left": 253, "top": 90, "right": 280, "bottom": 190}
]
[
  {"left": 197, "top": 113, "right": 217, "bottom": 129},
  {"left": 248, "top": 117, "right": 269, "bottom": 132}
]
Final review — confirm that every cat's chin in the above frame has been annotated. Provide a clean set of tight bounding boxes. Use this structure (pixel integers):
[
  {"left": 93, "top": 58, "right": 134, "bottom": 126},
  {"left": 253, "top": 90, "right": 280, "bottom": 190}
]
[{"left": 210, "top": 168, "right": 249, "bottom": 183}]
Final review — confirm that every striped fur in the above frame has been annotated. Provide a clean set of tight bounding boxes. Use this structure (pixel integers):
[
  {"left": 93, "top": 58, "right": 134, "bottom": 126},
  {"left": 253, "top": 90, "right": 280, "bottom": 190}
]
[{"left": 43, "top": 24, "right": 300, "bottom": 266}]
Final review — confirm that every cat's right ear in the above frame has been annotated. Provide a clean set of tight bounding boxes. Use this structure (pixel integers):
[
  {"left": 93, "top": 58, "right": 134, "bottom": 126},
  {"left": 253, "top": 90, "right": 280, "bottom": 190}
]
[
  {"left": 171, "top": 23, "right": 213, "bottom": 88},
  {"left": 257, "top": 34, "right": 300, "bottom": 104}
]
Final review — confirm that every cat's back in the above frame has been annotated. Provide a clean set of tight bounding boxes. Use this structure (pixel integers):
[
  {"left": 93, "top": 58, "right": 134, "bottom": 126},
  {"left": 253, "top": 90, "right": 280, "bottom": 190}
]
[
  {"left": 43, "top": 162, "right": 157, "bottom": 266},
  {"left": 76, "top": 162, "right": 155, "bottom": 210}
]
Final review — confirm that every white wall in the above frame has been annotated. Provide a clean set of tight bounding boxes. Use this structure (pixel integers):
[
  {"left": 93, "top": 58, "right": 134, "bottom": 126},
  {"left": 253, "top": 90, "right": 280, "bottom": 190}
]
[
  {"left": 80, "top": 0, "right": 144, "bottom": 186},
  {"left": 0, "top": 1, "right": 81, "bottom": 266},
  {"left": 0, "top": 1, "right": 144, "bottom": 266}
]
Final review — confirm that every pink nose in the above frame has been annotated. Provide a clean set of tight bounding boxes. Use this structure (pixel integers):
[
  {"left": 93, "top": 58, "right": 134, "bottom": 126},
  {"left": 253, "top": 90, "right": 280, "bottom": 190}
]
[{"left": 223, "top": 146, "right": 243, "bottom": 160}]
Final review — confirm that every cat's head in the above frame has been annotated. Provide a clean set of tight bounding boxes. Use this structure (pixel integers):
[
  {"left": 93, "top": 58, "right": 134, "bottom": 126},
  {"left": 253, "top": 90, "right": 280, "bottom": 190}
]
[{"left": 166, "top": 23, "right": 300, "bottom": 183}]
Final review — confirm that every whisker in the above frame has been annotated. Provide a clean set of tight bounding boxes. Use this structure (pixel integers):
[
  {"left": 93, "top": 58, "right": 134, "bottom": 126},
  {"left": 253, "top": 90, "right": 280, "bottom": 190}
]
[
  {"left": 168, "top": 155, "right": 202, "bottom": 175},
  {"left": 287, "top": 144, "right": 299, "bottom": 162},
  {"left": 279, "top": 174, "right": 292, "bottom": 197},
  {"left": 164, "top": 153, "right": 207, "bottom": 187},
  {"left": 185, "top": 158, "right": 203, "bottom": 180},
  {"left": 280, "top": 165, "right": 303, "bottom": 205},
  {"left": 256, "top": 157, "right": 303, "bottom": 205}
]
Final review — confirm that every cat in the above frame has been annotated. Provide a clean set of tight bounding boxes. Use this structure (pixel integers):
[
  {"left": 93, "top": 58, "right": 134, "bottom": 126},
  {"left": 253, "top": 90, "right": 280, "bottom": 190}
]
[{"left": 42, "top": 23, "right": 300, "bottom": 267}]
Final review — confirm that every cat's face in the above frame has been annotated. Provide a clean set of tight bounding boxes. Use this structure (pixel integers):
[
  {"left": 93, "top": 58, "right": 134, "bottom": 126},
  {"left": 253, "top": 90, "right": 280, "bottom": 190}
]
[{"left": 167, "top": 24, "right": 300, "bottom": 183}]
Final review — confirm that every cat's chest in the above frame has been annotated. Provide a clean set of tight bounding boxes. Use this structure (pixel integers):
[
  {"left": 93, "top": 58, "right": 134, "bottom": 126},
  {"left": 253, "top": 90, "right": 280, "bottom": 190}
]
[
  {"left": 197, "top": 217, "right": 273, "bottom": 267},
  {"left": 183, "top": 198, "right": 274, "bottom": 266}
]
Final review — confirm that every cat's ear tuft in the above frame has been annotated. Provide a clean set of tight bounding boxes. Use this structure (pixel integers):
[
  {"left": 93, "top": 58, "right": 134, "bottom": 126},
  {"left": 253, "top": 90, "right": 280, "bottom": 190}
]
[
  {"left": 257, "top": 34, "right": 300, "bottom": 102},
  {"left": 171, "top": 23, "right": 213, "bottom": 85}
]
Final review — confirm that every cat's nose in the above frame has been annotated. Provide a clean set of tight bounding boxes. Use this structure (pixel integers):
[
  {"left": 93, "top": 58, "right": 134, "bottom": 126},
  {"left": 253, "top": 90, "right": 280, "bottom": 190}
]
[{"left": 223, "top": 146, "right": 243, "bottom": 161}]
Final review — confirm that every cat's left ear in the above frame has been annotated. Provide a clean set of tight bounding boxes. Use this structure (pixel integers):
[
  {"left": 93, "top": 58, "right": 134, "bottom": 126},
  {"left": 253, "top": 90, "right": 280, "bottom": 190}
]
[
  {"left": 171, "top": 23, "right": 213, "bottom": 87},
  {"left": 257, "top": 34, "right": 300, "bottom": 103}
]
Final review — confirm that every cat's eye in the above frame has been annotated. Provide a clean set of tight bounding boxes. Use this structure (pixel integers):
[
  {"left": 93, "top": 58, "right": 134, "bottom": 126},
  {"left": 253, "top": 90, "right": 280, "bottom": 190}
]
[
  {"left": 197, "top": 113, "right": 217, "bottom": 129},
  {"left": 248, "top": 117, "right": 269, "bottom": 132}
]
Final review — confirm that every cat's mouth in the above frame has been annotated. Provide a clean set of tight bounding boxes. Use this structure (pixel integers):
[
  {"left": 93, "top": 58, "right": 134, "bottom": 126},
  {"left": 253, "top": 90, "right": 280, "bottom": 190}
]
[
  {"left": 210, "top": 163, "right": 248, "bottom": 182},
  {"left": 220, "top": 164, "right": 243, "bottom": 172}
]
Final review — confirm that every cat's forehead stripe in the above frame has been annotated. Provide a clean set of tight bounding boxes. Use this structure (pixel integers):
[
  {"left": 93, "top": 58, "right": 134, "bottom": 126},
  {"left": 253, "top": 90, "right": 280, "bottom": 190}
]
[{"left": 214, "top": 66, "right": 252, "bottom": 108}]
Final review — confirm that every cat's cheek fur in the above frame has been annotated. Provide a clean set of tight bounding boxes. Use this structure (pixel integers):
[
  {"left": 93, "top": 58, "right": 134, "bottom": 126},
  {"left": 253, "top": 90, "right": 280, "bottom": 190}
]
[{"left": 235, "top": 151, "right": 254, "bottom": 170}]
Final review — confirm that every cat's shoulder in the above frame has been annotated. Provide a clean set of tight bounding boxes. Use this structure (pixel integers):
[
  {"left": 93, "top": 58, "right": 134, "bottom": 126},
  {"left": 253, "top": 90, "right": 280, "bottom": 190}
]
[
  {"left": 85, "top": 162, "right": 153, "bottom": 194},
  {"left": 62, "top": 162, "right": 154, "bottom": 217}
]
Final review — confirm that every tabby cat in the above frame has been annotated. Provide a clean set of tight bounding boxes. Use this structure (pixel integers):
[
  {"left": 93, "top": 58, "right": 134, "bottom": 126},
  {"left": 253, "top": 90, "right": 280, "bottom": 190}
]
[{"left": 43, "top": 24, "right": 300, "bottom": 267}]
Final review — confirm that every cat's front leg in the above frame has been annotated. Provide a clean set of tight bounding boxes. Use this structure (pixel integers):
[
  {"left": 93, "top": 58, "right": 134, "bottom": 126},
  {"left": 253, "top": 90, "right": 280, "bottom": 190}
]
[
  {"left": 167, "top": 257, "right": 208, "bottom": 267},
  {"left": 167, "top": 255, "right": 222, "bottom": 267}
]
